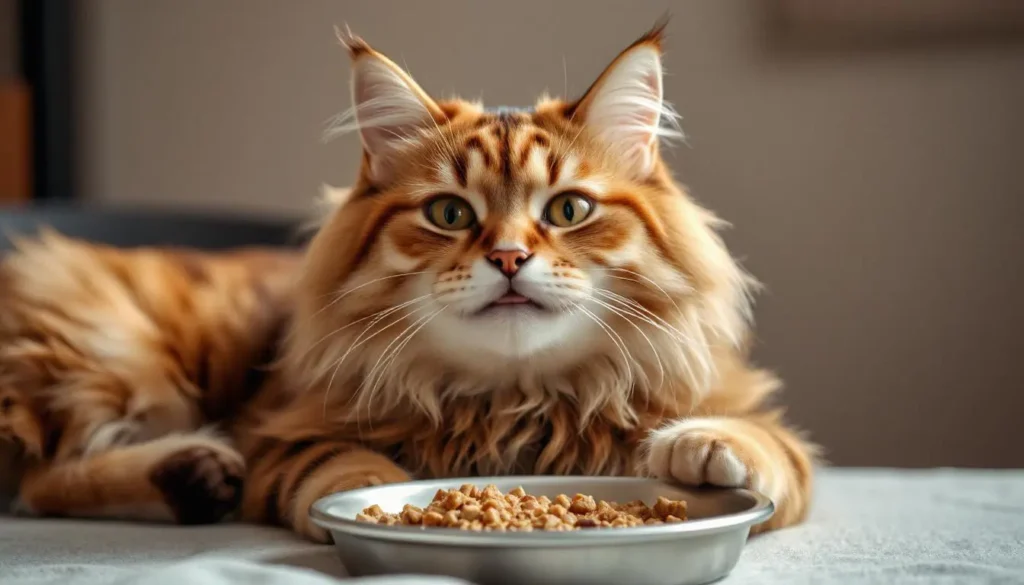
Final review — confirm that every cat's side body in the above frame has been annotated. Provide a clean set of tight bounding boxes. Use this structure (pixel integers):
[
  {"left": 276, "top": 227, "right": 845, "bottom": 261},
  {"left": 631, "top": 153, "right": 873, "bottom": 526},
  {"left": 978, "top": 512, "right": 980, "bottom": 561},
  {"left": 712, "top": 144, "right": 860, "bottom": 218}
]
[{"left": 0, "top": 24, "right": 815, "bottom": 540}]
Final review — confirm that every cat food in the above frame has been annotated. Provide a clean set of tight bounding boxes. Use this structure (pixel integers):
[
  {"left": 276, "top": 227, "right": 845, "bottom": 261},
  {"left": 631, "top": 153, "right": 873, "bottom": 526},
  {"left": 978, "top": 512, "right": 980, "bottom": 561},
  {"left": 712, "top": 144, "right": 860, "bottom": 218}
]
[{"left": 355, "top": 484, "right": 688, "bottom": 531}]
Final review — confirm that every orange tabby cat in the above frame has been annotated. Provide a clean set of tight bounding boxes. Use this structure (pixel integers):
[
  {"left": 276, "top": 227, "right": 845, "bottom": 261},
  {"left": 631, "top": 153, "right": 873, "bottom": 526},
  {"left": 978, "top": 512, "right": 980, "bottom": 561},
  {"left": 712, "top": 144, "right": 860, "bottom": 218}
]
[{"left": 0, "top": 23, "right": 815, "bottom": 540}]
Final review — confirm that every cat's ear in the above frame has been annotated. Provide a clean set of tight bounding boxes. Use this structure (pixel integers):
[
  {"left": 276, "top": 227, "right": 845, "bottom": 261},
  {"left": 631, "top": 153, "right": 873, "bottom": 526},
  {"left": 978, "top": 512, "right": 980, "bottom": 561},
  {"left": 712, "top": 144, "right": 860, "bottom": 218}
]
[
  {"left": 338, "top": 30, "right": 445, "bottom": 184},
  {"left": 569, "top": 21, "right": 679, "bottom": 178}
]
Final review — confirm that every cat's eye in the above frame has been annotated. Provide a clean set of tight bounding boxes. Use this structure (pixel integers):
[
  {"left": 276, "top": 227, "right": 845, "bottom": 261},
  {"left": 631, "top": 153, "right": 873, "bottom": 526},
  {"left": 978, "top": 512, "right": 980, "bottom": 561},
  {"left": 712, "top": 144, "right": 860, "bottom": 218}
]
[
  {"left": 544, "top": 192, "right": 594, "bottom": 228},
  {"left": 425, "top": 196, "right": 476, "bottom": 230}
]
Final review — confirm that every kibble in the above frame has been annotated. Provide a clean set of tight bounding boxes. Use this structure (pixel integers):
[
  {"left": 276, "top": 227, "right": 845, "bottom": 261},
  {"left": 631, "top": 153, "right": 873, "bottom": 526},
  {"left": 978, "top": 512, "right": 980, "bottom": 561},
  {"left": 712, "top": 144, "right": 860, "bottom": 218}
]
[{"left": 356, "top": 484, "right": 688, "bottom": 531}]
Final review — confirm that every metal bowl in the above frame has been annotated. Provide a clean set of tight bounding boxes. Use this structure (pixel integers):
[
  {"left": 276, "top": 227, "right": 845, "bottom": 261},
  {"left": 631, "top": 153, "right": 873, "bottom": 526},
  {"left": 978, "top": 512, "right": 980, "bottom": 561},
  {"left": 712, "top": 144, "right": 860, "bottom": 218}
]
[{"left": 311, "top": 476, "right": 773, "bottom": 585}]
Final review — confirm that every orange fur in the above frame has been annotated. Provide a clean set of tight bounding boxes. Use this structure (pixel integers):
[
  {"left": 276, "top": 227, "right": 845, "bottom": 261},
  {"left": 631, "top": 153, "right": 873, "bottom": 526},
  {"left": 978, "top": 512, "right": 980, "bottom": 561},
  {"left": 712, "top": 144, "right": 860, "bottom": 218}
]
[
  {"left": 0, "top": 22, "right": 816, "bottom": 540},
  {"left": 0, "top": 232, "right": 297, "bottom": 522}
]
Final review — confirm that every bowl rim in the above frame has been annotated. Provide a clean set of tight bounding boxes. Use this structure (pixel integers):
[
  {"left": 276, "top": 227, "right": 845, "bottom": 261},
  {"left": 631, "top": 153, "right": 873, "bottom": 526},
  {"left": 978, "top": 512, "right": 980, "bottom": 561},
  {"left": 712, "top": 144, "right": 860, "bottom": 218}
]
[{"left": 310, "top": 475, "right": 775, "bottom": 547}]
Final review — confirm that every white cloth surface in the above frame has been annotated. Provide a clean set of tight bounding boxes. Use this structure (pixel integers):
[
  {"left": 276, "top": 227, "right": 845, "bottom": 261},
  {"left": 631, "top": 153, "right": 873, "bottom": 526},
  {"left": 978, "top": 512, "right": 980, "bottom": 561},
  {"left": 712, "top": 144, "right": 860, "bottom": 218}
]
[{"left": 1, "top": 468, "right": 1022, "bottom": 585}]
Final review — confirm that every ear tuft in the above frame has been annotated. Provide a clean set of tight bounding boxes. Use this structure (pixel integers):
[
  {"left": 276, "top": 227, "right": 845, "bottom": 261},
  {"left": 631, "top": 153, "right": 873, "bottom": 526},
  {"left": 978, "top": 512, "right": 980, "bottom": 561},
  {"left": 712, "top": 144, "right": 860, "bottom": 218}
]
[
  {"left": 333, "top": 24, "right": 373, "bottom": 58},
  {"left": 633, "top": 13, "right": 670, "bottom": 51},
  {"left": 325, "top": 29, "right": 445, "bottom": 184}
]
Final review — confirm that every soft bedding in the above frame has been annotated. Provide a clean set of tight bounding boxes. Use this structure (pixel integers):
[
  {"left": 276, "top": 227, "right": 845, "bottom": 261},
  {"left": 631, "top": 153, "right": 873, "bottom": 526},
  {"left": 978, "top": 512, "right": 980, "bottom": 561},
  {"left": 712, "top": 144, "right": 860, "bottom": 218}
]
[{"left": 1, "top": 468, "right": 1022, "bottom": 585}]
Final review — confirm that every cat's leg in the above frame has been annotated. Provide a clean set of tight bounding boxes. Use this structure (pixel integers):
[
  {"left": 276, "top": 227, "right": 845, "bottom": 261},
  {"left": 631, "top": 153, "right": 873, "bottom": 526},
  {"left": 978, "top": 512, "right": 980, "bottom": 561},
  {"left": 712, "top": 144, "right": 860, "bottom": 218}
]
[
  {"left": 643, "top": 410, "right": 815, "bottom": 533},
  {"left": 16, "top": 431, "right": 244, "bottom": 524},
  {"left": 241, "top": 439, "right": 409, "bottom": 542}
]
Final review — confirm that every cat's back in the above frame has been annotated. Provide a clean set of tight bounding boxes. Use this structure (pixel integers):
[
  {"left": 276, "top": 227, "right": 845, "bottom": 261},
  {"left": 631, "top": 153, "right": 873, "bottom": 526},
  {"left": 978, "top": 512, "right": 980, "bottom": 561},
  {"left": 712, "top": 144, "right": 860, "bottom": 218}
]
[{"left": 0, "top": 233, "right": 300, "bottom": 459}]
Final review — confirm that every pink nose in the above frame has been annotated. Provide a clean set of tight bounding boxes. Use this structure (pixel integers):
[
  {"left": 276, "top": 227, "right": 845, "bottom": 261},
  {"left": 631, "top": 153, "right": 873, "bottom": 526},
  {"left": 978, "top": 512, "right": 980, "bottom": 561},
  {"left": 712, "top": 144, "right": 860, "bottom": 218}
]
[{"left": 486, "top": 249, "right": 532, "bottom": 277}]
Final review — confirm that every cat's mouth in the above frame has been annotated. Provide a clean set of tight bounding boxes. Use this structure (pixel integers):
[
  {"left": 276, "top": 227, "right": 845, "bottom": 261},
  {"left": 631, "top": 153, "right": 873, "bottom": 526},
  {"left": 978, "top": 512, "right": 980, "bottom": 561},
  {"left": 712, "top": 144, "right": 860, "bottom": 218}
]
[{"left": 476, "top": 292, "right": 546, "bottom": 315}]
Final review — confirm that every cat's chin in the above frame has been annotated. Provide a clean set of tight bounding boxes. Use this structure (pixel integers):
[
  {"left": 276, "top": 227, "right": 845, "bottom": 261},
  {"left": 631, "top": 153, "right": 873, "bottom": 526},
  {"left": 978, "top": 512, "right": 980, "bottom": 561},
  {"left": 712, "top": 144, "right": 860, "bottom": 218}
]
[{"left": 428, "top": 304, "right": 584, "bottom": 363}]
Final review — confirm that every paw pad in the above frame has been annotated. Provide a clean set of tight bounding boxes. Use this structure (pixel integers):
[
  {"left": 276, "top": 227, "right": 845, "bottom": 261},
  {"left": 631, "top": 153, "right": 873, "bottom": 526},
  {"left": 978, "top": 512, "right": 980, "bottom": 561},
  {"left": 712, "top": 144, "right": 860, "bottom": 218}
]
[{"left": 149, "top": 445, "right": 245, "bottom": 525}]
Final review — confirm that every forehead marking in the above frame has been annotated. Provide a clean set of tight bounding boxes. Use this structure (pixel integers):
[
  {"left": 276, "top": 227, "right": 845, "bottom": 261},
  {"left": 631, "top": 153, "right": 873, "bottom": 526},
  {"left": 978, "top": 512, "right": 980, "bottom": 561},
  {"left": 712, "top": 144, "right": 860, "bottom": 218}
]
[{"left": 483, "top": 105, "right": 535, "bottom": 115}]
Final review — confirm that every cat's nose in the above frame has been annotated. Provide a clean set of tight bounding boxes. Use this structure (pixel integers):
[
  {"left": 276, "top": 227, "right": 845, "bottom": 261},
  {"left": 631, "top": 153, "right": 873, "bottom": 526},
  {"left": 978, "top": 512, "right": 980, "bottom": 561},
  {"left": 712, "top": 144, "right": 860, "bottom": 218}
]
[{"left": 486, "top": 249, "right": 532, "bottom": 277}]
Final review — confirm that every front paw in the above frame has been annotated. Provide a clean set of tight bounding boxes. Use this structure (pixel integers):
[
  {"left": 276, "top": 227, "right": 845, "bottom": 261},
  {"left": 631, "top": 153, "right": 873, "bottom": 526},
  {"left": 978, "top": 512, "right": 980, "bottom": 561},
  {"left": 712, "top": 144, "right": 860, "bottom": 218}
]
[
  {"left": 149, "top": 443, "right": 245, "bottom": 525},
  {"left": 643, "top": 419, "right": 753, "bottom": 490}
]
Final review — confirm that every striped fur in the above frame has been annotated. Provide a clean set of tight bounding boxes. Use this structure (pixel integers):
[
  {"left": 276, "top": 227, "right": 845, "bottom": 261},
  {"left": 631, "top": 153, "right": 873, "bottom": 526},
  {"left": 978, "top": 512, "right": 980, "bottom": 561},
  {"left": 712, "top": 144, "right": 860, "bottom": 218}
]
[{"left": 0, "top": 22, "right": 815, "bottom": 540}]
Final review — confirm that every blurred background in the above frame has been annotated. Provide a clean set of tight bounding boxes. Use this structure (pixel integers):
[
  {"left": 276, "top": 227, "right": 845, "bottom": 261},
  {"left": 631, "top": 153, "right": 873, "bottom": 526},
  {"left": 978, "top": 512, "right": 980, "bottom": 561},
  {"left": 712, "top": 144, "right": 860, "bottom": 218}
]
[{"left": 1, "top": 1, "right": 1022, "bottom": 468}]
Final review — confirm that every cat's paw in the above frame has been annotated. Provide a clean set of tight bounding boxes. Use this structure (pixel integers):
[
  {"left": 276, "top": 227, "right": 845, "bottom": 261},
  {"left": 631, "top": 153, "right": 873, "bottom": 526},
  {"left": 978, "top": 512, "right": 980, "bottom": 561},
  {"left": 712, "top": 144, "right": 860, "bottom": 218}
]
[
  {"left": 644, "top": 419, "right": 754, "bottom": 489},
  {"left": 297, "top": 469, "right": 411, "bottom": 544},
  {"left": 149, "top": 443, "right": 245, "bottom": 525}
]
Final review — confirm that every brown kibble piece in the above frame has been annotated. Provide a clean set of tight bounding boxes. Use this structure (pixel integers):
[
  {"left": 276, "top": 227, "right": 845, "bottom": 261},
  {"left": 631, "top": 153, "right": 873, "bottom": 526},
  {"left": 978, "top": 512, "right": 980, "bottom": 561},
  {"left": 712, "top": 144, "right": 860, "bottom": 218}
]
[
  {"left": 355, "top": 484, "right": 687, "bottom": 531},
  {"left": 482, "top": 507, "right": 501, "bottom": 526},
  {"left": 653, "top": 495, "right": 688, "bottom": 521},
  {"left": 461, "top": 505, "right": 482, "bottom": 521},
  {"left": 401, "top": 504, "right": 423, "bottom": 525},
  {"left": 444, "top": 490, "right": 465, "bottom": 510},
  {"left": 569, "top": 494, "right": 597, "bottom": 514},
  {"left": 422, "top": 511, "right": 444, "bottom": 526}
]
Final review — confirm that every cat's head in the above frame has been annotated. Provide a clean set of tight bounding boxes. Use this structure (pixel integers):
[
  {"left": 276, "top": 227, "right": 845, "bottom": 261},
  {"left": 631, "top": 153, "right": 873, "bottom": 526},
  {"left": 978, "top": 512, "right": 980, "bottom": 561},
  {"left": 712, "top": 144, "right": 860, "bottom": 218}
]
[{"left": 291, "top": 22, "right": 756, "bottom": 420}]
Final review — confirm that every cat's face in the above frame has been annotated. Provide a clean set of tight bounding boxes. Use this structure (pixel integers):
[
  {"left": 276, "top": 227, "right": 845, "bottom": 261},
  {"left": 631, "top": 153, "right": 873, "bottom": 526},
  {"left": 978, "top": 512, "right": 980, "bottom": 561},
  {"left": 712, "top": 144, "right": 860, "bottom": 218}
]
[
  {"left": 357, "top": 104, "right": 693, "bottom": 365},
  {"left": 296, "top": 24, "right": 752, "bottom": 403}
]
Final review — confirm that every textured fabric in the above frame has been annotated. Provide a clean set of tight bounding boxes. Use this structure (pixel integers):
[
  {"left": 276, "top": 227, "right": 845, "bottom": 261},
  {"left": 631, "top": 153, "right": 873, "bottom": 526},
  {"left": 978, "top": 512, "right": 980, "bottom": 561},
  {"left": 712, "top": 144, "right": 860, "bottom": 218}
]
[{"left": 1, "top": 468, "right": 1021, "bottom": 585}]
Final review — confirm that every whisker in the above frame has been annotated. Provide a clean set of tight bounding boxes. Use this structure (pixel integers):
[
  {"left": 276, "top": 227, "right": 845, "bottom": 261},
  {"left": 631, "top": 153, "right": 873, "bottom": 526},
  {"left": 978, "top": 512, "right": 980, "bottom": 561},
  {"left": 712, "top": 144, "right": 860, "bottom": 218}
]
[
  {"left": 592, "top": 289, "right": 707, "bottom": 383},
  {"left": 572, "top": 303, "right": 633, "bottom": 384},
  {"left": 592, "top": 288, "right": 695, "bottom": 344},
  {"left": 604, "top": 268, "right": 688, "bottom": 313},
  {"left": 359, "top": 305, "right": 449, "bottom": 424},
  {"left": 306, "top": 294, "right": 432, "bottom": 355},
  {"left": 586, "top": 297, "right": 665, "bottom": 391},
  {"left": 321, "top": 301, "right": 434, "bottom": 419},
  {"left": 311, "top": 271, "right": 432, "bottom": 321},
  {"left": 357, "top": 305, "right": 445, "bottom": 397}
]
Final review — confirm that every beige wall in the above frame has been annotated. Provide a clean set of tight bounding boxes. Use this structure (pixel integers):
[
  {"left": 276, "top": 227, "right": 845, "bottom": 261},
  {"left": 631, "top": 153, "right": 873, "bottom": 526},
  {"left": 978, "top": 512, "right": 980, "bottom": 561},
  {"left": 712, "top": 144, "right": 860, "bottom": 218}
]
[{"left": 74, "top": 1, "right": 1024, "bottom": 467}]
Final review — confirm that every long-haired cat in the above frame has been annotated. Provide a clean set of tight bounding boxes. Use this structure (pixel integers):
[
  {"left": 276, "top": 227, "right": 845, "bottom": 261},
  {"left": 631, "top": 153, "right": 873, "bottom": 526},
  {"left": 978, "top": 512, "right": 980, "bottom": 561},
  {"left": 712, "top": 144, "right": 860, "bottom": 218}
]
[{"left": 0, "top": 22, "right": 815, "bottom": 541}]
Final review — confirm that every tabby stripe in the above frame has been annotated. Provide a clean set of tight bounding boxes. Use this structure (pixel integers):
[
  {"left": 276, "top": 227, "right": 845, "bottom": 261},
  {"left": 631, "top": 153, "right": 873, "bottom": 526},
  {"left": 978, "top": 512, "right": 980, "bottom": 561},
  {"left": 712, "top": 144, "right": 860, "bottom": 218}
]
[
  {"left": 282, "top": 444, "right": 357, "bottom": 520},
  {"left": 603, "top": 196, "right": 671, "bottom": 258},
  {"left": 547, "top": 152, "right": 561, "bottom": 186},
  {"left": 498, "top": 119, "right": 513, "bottom": 182},
  {"left": 277, "top": 443, "right": 345, "bottom": 520},
  {"left": 351, "top": 203, "right": 419, "bottom": 273},
  {"left": 464, "top": 135, "right": 493, "bottom": 169},
  {"left": 452, "top": 151, "right": 469, "bottom": 188},
  {"left": 263, "top": 473, "right": 284, "bottom": 525},
  {"left": 517, "top": 132, "right": 549, "bottom": 169},
  {"left": 262, "top": 440, "right": 317, "bottom": 523}
]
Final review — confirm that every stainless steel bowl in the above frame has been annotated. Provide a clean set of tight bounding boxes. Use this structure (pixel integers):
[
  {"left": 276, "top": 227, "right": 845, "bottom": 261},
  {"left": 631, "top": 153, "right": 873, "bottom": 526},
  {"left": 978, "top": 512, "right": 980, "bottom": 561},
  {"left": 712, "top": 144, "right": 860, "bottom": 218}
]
[{"left": 311, "top": 476, "right": 773, "bottom": 585}]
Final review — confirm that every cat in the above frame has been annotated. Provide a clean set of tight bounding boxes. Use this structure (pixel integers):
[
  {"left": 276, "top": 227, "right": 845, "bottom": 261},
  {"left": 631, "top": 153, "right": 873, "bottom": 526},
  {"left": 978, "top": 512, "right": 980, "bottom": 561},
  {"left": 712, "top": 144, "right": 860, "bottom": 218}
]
[{"left": 0, "top": 22, "right": 816, "bottom": 541}]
